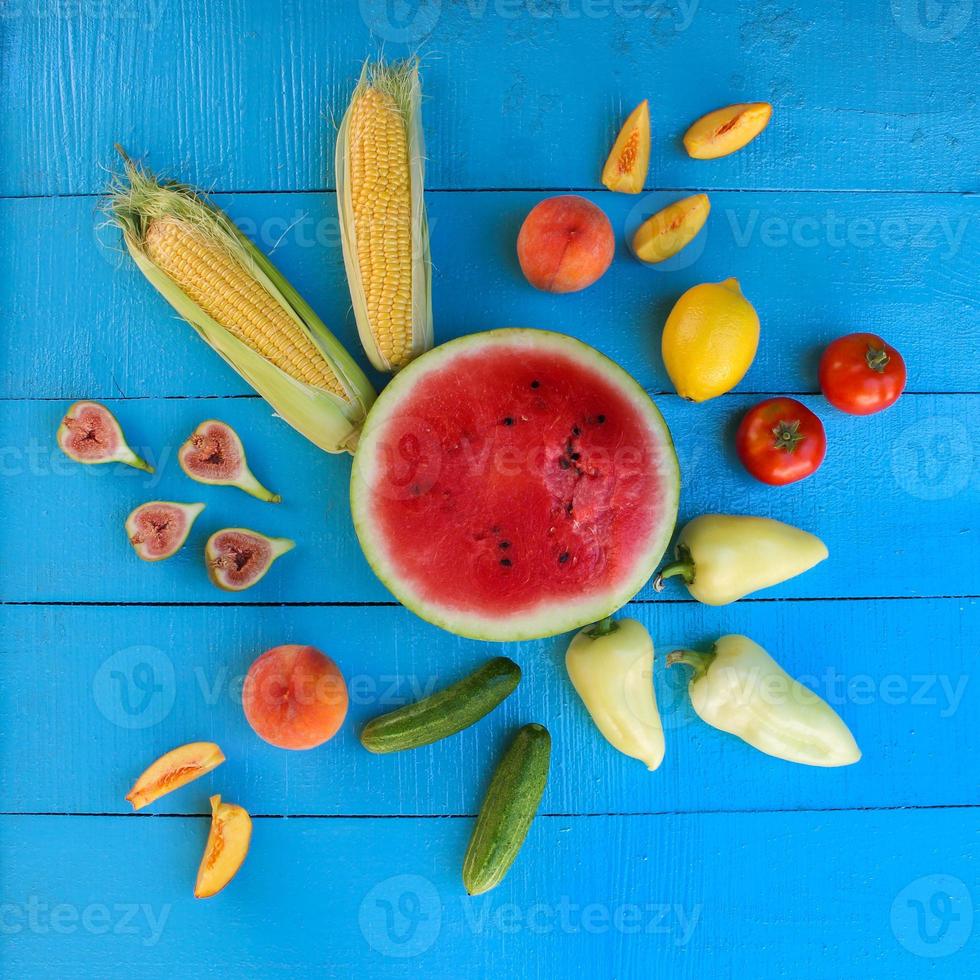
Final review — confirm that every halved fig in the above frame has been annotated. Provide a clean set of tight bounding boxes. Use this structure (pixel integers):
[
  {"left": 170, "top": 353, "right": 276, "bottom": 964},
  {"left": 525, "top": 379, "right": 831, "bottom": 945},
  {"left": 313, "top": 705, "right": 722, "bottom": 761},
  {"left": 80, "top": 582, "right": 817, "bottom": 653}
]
[
  {"left": 125, "top": 741, "right": 225, "bottom": 811},
  {"left": 125, "top": 501, "right": 205, "bottom": 561},
  {"left": 205, "top": 527, "right": 295, "bottom": 591},
  {"left": 178, "top": 419, "right": 281, "bottom": 503},
  {"left": 195, "top": 794, "right": 252, "bottom": 899},
  {"left": 56, "top": 400, "right": 153, "bottom": 472},
  {"left": 601, "top": 100, "right": 650, "bottom": 194},
  {"left": 632, "top": 193, "right": 711, "bottom": 264},
  {"left": 683, "top": 102, "right": 772, "bottom": 159}
]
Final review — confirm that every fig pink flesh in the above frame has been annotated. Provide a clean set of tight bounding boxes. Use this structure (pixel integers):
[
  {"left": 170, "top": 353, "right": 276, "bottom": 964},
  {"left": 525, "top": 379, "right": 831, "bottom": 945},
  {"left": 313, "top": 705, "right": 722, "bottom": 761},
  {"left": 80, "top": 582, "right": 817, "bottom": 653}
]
[
  {"left": 60, "top": 405, "right": 120, "bottom": 460},
  {"left": 130, "top": 504, "right": 191, "bottom": 558},
  {"left": 184, "top": 423, "right": 243, "bottom": 481},
  {"left": 210, "top": 531, "right": 273, "bottom": 586}
]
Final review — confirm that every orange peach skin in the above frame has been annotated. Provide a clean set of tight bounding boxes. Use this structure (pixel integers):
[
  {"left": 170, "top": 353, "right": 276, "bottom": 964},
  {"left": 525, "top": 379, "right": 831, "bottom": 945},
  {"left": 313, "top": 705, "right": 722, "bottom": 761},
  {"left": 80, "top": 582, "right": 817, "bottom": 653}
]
[
  {"left": 517, "top": 195, "right": 615, "bottom": 293},
  {"left": 125, "top": 741, "right": 225, "bottom": 811},
  {"left": 683, "top": 102, "right": 772, "bottom": 159},
  {"left": 242, "top": 644, "right": 349, "bottom": 750},
  {"left": 195, "top": 794, "right": 252, "bottom": 899}
]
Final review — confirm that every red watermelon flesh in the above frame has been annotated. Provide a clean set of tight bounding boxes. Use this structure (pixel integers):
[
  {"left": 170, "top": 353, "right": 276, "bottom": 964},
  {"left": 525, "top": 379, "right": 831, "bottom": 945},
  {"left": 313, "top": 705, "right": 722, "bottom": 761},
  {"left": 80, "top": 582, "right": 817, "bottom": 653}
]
[{"left": 351, "top": 330, "right": 678, "bottom": 641}]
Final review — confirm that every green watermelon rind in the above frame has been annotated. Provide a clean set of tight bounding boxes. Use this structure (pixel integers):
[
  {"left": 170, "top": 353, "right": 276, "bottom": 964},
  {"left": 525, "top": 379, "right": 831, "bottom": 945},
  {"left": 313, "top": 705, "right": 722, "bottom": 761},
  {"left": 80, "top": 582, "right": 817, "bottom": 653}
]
[{"left": 350, "top": 328, "right": 680, "bottom": 642}]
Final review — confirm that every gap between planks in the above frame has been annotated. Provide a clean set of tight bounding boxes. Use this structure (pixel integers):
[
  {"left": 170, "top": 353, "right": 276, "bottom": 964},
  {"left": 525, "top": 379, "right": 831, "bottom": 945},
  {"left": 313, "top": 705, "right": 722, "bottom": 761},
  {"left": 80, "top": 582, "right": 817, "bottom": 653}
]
[
  {"left": 2, "top": 802, "right": 977, "bottom": 820},
  {"left": 2, "top": 595, "right": 977, "bottom": 609},
  {"left": 3, "top": 187, "right": 979, "bottom": 202},
  {"left": 5, "top": 392, "right": 980, "bottom": 402}
]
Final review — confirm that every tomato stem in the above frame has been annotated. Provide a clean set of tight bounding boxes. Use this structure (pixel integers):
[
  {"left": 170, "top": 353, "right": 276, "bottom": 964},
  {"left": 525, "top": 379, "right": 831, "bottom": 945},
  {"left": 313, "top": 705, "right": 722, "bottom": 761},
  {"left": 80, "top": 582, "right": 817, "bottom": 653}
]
[
  {"left": 865, "top": 344, "right": 890, "bottom": 374},
  {"left": 771, "top": 419, "right": 805, "bottom": 453}
]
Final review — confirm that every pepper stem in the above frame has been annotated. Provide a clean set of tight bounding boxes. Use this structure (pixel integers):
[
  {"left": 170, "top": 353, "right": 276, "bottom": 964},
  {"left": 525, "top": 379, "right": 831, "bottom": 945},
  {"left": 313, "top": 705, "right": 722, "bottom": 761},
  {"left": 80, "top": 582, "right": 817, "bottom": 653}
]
[
  {"left": 585, "top": 616, "right": 619, "bottom": 638},
  {"left": 653, "top": 559, "right": 695, "bottom": 591},
  {"left": 665, "top": 648, "right": 715, "bottom": 678}
]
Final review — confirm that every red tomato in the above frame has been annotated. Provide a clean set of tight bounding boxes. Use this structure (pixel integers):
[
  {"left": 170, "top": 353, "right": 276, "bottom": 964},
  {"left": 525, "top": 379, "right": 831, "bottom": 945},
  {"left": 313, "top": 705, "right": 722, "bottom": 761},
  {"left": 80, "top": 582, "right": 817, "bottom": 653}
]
[
  {"left": 819, "top": 332, "right": 906, "bottom": 415},
  {"left": 736, "top": 398, "right": 827, "bottom": 486}
]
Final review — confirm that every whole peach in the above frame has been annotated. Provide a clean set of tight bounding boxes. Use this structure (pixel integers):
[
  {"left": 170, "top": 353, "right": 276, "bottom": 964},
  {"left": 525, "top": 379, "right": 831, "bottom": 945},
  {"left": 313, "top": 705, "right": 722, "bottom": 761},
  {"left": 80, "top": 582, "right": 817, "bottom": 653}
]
[
  {"left": 242, "top": 644, "right": 348, "bottom": 750},
  {"left": 517, "top": 195, "right": 615, "bottom": 293}
]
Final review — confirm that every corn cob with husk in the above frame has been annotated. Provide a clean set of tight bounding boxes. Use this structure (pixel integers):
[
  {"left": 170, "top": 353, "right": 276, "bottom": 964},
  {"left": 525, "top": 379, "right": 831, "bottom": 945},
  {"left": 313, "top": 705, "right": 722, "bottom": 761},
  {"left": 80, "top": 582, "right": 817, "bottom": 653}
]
[
  {"left": 335, "top": 58, "right": 432, "bottom": 373},
  {"left": 109, "top": 150, "right": 375, "bottom": 454}
]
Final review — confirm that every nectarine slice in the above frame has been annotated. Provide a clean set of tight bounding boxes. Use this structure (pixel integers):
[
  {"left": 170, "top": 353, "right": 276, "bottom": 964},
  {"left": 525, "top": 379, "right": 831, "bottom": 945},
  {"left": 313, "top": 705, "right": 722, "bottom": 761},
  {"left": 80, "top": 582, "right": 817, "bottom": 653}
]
[
  {"left": 516, "top": 195, "right": 614, "bottom": 294},
  {"left": 632, "top": 193, "right": 710, "bottom": 264},
  {"left": 242, "top": 644, "right": 349, "bottom": 750},
  {"left": 683, "top": 102, "right": 772, "bottom": 159},
  {"left": 601, "top": 100, "right": 650, "bottom": 193},
  {"left": 194, "top": 794, "right": 252, "bottom": 899},
  {"left": 125, "top": 741, "right": 225, "bottom": 811}
]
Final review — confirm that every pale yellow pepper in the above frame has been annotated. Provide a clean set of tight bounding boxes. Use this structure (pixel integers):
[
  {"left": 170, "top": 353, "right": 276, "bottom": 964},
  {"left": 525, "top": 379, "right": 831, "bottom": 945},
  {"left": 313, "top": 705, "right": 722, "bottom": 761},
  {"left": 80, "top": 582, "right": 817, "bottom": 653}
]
[
  {"left": 565, "top": 618, "right": 665, "bottom": 770},
  {"left": 668, "top": 634, "right": 861, "bottom": 767},
  {"left": 654, "top": 514, "right": 827, "bottom": 605}
]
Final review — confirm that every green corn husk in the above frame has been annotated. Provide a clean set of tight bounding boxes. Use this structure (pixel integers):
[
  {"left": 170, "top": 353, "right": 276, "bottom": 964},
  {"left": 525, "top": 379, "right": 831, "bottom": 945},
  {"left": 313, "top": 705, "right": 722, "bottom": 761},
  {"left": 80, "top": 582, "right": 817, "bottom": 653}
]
[
  {"left": 335, "top": 58, "right": 432, "bottom": 372},
  {"left": 108, "top": 150, "right": 375, "bottom": 454}
]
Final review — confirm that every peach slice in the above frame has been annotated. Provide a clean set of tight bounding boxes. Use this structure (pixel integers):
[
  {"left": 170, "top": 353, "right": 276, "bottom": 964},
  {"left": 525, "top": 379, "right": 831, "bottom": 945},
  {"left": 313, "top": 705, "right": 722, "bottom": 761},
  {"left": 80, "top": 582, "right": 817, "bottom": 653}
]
[
  {"left": 194, "top": 794, "right": 252, "bottom": 899},
  {"left": 601, "top": 99, "right": 650, "bottom": 193},
  {"left": 125, "top": 742, "right": 225, "bottom": 811},
  {"left": 632, "top": 193, "right": 711, "bottom": 264},
  {"left": 683, "top": 102, "right": 772, "bottom": 159}
]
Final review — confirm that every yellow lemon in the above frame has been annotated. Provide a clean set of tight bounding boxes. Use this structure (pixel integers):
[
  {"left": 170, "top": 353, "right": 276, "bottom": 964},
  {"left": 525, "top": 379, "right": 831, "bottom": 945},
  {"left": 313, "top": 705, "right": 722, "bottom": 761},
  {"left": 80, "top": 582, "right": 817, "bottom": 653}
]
[{"left": 661, "top": 278, "right": 759, "bottom": 401}]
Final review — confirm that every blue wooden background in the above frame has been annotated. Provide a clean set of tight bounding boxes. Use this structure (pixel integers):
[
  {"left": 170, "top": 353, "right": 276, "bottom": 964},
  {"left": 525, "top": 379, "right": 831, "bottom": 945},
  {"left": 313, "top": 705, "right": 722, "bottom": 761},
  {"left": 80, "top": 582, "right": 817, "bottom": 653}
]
[{"left": 2, "top": 1, "right": 978, "bottom": 976}]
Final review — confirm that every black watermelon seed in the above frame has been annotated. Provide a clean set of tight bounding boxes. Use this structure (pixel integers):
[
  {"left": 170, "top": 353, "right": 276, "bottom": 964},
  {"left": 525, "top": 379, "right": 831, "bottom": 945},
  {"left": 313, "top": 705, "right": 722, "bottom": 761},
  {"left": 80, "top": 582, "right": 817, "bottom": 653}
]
[
  {"left": 530, "top": 380, "right": 540, "bottom": 389},
  {"left": 500, "top": 558, "right": 512, "bottom": 567},
  {"left": 597, "top": 414, "right": 606, "bottom": 424},
  {"left": 572, "top": 425, "right": 581, "bottom": 437},
  {"left": 502, "top": 417, "right": 515, "bottom": 426},
  {"left": 559, "top": 457, "right": 570, "bottom": 470},
  {"left": 570, "top": 452, "right": 580, "bottom": 461},
  {"left": 499, "top": 541, "right": 510, "bottom": 549},
  {"left": 559, "top": 552, "right": 570, "bottom": 564}
]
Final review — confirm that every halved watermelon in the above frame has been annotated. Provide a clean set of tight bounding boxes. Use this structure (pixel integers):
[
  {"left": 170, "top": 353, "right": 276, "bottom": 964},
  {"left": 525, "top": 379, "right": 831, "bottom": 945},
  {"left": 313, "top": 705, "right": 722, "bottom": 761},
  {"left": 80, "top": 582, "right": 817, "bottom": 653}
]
[{"left": 350, "top": 329, "right": 679, "bottom": 640}]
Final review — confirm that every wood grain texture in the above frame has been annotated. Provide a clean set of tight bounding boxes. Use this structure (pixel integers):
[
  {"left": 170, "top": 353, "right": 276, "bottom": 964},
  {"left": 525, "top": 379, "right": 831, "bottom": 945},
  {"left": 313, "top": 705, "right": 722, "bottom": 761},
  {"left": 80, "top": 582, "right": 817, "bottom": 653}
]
[
  {"left": 3, "top": 0, "right": 978, "bottom": 195},
  {"left": 4, "top": 392, "right": 975, "bottom": 603},
  {"left": 3, "top": 1, "right": 978, "bottom": 975},
  {"left": 0, "top": 600, "right": 974, "bottom": 815},
  {"left": 3, "top": 191, "right": 977, "bottom": 400},
  {"left": 1, "top": 811, "right": 976, "bottom": 978}
]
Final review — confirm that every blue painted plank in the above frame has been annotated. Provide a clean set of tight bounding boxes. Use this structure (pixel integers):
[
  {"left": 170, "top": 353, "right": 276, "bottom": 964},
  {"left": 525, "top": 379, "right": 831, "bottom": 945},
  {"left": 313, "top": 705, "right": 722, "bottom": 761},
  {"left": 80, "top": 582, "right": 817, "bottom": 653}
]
[
  {"left": 3, "top": 191, "right": 977, "bottom": 400},
  {"left": 2, "top": 392, "right": 975, "bottom": 603},
  {"left": 0, "top": 599, "right": 974, "bottom": 815},
  {"left": 3, "top": 0, "right": 978, "bottom": 196},
  {"left": 1, "top": 811, "right": 976, "bottom": 978}
]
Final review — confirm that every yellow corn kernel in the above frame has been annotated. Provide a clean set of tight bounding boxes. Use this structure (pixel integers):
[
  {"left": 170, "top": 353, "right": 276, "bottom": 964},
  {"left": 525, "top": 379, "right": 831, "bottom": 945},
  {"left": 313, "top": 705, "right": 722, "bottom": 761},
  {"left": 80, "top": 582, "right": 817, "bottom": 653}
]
[
  {"left": 143, "top": 217, "right": 345, "bottom": 397},
  {"left": 346, "top": 85, "right": 413, "bottom": 370}
]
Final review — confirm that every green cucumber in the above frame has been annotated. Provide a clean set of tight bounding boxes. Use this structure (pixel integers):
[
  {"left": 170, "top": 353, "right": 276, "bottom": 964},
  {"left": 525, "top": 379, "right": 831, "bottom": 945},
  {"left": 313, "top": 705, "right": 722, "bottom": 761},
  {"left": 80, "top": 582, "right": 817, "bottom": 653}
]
[
  {"left": 360, "top": 656, "right": 521, "bottom": 753},
  {"left": 462, "top": 723, "right": 551, "bottom": 895}
]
